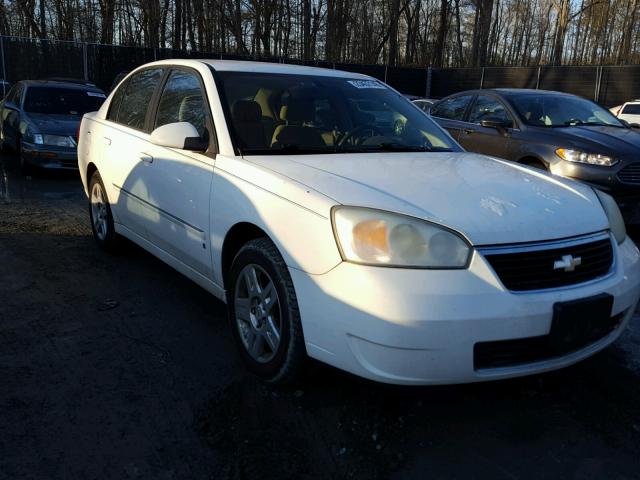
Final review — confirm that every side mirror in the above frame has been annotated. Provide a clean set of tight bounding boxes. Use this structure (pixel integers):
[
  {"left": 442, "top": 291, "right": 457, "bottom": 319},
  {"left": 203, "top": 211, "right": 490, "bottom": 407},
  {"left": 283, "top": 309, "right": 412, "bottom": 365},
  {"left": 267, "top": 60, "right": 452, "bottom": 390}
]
[
  {"left": 3, "top": 101, "right": 18, "bottom": 111},
  {"left": 150, "top": 122, "right": 207, "bottom": 151},
  {"left": 480, "top": 118, "right": 513, "bottom": 130}
]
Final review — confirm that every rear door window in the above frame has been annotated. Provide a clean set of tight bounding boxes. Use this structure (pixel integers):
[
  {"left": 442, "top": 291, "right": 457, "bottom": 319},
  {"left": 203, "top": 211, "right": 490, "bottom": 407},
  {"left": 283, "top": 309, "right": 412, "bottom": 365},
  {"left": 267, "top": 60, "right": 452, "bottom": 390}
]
[
  {"left": 115, "top": 68, "right": 164, "bottom": 131},
  {"left": 431, "top": 95, "right": 474, "bottom": 121},
  {"left": 468, "top": 95, "right": 513, "bottom": 125},
  {"left": 107, "top": 79, "right": 127, "bottom": 122}
]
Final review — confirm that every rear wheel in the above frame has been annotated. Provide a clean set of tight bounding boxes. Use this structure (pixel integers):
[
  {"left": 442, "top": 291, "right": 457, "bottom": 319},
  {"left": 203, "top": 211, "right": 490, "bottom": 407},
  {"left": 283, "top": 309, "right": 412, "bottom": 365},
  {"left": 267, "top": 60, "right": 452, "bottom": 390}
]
[
  {"left": 89, "top": 171, "right": 120, "bottom": 252},
  {"left": 228, "top": 238, "right": 306, "bottom": 384}
]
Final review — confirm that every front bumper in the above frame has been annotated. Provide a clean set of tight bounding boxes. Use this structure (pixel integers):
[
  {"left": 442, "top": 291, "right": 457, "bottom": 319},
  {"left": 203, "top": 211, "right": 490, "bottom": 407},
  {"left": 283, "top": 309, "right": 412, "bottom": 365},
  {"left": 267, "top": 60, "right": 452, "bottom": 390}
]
[
  {"left": 549, "top": 160, "right": 640, "bottom": 221},
  {"left": 291, "top": 236, "right": 640, "bottom": 385},
  {"left": 21, "top": 142, "right": 78, "bottom": 170}
]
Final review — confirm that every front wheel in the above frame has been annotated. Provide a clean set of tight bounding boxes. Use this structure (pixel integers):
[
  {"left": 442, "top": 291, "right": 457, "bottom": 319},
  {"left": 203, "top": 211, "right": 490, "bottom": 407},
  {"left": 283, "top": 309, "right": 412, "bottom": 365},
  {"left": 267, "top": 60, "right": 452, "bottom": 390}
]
[
  {"left": 89, "top": 171, "right": 120, "bottom": 252},
  {"left": 228, "top": 238, "right": 306, "bottom": 384}
]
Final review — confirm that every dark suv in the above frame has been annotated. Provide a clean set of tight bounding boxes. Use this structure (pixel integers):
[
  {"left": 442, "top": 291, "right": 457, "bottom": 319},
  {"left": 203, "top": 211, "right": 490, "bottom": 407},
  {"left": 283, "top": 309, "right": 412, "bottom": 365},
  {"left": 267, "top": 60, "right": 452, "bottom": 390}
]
[
  {"left": 0, "top": 80, "right": 106, "bottom": 173},
  {"left": 430, "top": 89, "right": 640, "bottom": 221}
]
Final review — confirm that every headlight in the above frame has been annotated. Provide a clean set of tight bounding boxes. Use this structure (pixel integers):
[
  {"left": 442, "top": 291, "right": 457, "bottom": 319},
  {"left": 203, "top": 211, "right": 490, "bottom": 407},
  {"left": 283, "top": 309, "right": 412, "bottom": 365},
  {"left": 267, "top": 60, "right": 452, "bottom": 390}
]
[
  {"left": 331, "top": 206, "right": 471, "bottom": 268},
  {"left": 556, "top": 148, "right": 617, "bottom": 166},
  {"left": 41, "top": 134, "right": 76, "bottom": 147},
  {"left": 23, "top": 127, "right": 43, "bottom": 145},
  {"left": 594, "top": 189, "right": 626, "bottom": 244}
]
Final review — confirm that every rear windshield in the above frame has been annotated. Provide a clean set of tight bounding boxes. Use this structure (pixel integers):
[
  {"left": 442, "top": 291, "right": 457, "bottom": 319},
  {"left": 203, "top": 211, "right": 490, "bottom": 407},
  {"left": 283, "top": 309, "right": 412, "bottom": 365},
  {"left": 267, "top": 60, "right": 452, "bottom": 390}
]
[
  {"left": 622, "top": 104, "right": 640, "bottom": 115},
  {"left": 24, "top": 87, "right": 106, "bottom": 115}
]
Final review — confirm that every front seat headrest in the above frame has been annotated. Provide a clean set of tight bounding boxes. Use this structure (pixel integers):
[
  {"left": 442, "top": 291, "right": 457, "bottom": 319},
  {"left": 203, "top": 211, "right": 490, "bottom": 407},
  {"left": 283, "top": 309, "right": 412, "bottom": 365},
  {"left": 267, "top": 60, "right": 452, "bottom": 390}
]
[
  {"left": 232, "top": 100, "right": 262, "bottom": 123},
  {"left": 280, "top": 98, "right": 315, "bottom": 123}
]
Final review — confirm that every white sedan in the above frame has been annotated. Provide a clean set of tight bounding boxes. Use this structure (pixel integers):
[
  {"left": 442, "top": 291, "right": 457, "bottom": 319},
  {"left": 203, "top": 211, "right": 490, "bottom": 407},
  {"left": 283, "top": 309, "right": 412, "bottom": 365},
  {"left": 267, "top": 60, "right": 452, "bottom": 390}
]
[{"left": 78, "top": 60, "right": 640, "bottom": 385}]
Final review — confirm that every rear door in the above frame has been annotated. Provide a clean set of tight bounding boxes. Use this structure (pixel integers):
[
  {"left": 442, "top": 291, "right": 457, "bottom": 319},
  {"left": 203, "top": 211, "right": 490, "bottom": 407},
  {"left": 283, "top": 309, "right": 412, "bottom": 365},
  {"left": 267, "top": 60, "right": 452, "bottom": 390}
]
[
  {"left": 139, "top": 67, "right": 215, "bottom": 277},
  {"left": 101, "top": 67, "right": 165, "bottom": 239},
  {"left": 429, "top": 94, "right": 474, "bottom": 142},
  {"left": 457, "top": 94, "right": 515, "bottom": 158}
]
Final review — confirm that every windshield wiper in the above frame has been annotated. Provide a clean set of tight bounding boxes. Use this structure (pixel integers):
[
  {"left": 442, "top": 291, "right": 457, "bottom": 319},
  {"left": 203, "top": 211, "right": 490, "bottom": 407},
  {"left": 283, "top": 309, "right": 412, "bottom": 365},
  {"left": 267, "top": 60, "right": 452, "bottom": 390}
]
[
  {"left": 563, "top": 120, "right": 610, "bottom": 127},
  {"left": 341, "top": 142, "right": 446, "bottom": 153},
  {"left": 241, "top": 144, "right": 337, "bottom": 155}
]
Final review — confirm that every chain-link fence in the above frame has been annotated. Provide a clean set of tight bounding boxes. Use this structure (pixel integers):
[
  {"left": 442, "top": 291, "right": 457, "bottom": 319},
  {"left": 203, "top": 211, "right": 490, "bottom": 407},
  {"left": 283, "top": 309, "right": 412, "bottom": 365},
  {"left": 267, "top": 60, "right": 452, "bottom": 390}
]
[
  {"left": 0, "top": 36, "right": 428, "bottom": 96},
  {"left": 0, "top": 36, "right": 638, "bottom": 106}
]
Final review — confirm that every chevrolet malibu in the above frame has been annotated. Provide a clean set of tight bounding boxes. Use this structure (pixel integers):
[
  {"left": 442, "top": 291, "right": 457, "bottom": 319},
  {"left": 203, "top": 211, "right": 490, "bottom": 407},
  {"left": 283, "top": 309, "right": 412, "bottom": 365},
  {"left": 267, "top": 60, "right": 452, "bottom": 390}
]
[{"left": 78, "top": 60, "right": 640, "bottom": 385}]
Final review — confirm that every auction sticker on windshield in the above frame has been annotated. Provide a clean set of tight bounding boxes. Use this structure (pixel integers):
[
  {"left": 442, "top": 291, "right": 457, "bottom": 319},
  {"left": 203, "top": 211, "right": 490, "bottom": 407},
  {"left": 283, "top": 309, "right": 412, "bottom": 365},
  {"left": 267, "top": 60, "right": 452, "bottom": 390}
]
[{"left": 347, "top": 80, "right": 387, "bottom": 89}]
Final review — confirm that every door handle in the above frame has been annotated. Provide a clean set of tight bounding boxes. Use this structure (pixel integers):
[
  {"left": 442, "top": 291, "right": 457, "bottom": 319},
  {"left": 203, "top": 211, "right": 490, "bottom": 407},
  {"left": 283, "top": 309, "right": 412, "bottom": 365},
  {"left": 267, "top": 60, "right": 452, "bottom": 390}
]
[
  {"left": 103, "top": 137, "right": 111, "bottom": 145},
  {"left": 140, "top": 153, "right": 154, "bottom": 165},
  {"left": 462, "top": 129, "right": 475, "bottom": 135}
]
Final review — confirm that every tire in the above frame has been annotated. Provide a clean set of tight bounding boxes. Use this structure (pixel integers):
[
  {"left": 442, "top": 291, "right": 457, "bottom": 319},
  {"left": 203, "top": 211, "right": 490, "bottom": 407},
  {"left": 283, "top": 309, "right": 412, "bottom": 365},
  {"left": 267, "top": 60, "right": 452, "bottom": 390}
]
[
  {"left": 228, "top": 238, "right": 306, "bottom": 384},
  {"left": 88, "top": 170, "right": 120, "bottom": 252}
]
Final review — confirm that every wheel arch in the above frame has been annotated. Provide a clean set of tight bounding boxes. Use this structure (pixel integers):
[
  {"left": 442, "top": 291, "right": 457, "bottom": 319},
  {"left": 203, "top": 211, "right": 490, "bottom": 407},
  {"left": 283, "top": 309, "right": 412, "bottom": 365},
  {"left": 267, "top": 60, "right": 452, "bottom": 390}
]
[
  {"left": 221, "top": 222, "right": 272, "bottom": 290},
  {"left": 518, "top": 155, "right": 548, "bottom": 169},
  {"left": 84, "top": 162, "right": 99, "bottom": 196}
]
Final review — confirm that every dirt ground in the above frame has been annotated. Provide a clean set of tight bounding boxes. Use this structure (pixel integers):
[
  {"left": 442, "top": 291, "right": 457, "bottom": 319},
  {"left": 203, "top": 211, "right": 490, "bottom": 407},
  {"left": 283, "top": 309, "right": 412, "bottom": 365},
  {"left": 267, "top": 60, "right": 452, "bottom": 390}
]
[{"left": 1, "top": 151, "right": 640, "bottom": 480}]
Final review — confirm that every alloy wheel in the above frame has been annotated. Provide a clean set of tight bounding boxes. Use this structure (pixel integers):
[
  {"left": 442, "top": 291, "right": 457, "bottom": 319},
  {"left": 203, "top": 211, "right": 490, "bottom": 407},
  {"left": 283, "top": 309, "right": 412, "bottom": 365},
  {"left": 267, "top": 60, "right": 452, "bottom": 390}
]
[
  {"left": 90, "top": 181, "right": 109, "bottom": 241},
  {"left": 234, "top": 263, "right": 282, "bottom": 363}
]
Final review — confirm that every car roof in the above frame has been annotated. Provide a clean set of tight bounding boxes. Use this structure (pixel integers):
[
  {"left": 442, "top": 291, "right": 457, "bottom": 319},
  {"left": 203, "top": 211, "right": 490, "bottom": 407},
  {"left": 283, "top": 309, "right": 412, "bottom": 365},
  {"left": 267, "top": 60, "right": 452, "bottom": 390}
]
[
  {"left": 444, "top": 88, "right": 578, "bottom": 98},
  {"left": 140, "top": 59, "right": 371, "bottom": 79},
  {"left": 19, "top": 79, "right": 104, "bottom": 91}
]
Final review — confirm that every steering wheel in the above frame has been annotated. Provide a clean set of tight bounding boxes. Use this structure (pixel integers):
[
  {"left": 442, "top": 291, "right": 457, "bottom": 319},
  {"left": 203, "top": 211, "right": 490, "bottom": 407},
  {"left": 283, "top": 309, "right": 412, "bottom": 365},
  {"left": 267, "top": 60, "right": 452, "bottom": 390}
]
[{"left": 338, "top": 124, "right": 385, "bottom": 146}]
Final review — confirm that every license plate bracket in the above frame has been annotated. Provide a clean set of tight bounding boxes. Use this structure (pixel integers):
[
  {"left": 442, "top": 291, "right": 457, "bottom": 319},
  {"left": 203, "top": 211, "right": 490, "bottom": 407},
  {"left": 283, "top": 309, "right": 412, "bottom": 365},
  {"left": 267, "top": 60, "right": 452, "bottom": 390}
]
[{"left": 550, "top": 293, "right": 614, "bottom": 353}]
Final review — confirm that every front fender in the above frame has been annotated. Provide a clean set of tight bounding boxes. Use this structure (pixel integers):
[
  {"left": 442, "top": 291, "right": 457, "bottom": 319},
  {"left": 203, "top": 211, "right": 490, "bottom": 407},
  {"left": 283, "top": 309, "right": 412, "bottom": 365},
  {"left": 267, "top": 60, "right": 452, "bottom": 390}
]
[{"left": 210, "top": 156, "right": 343, "bottom": 285}]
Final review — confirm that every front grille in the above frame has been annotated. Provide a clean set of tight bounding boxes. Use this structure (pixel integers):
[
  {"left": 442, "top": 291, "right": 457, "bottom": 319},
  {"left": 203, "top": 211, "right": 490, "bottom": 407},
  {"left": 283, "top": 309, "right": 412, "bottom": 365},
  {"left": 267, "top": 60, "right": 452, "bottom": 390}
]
[
  {"left": 482, "top": 235, "right": 613, "bottom": 292},
  {"left": 617, "top": 163, "right": 640, "bottom": 184},
  {"left": 474, "top": 309, "right": 626, "bottom": 370}
]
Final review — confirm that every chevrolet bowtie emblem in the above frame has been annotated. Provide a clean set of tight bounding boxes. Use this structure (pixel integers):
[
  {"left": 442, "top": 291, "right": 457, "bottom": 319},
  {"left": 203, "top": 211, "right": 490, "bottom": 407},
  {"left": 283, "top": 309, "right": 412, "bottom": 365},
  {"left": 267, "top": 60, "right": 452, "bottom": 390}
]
[{"left": 553, "top": 254, "right": 582, "bottom": 272}]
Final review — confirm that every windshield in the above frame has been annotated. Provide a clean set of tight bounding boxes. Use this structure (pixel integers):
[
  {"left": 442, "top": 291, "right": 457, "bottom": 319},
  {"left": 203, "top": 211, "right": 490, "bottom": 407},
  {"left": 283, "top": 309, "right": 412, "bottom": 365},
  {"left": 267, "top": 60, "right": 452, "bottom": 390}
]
[
  {"left": 24, "top": 87, "right": 106, "bottom": 115},
  {"left": 509, "top": 93, "right": 624, "bottom": 128},
  {"left": 216, "top": 71, "right": 460, "bottom": 155}
]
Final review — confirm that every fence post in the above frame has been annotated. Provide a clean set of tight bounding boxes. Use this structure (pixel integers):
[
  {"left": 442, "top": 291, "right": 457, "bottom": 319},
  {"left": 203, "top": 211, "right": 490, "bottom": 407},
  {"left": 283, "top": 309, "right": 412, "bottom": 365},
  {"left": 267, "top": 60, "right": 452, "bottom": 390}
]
[
  {"left": 594, "top": 66, "right": 603, "bottom": 103},
  {"left": 479, "top": 66, "right": 485, "bottom": 89},
  {"left": 536, "top": 66, "right": 541, "bottom": 89},
  {"left": 0, "top": 36, "right": 5, "bottom": 81},
  {"left": 426, "top": 66, "right": 432, "bottom": 98},
  {"left": 83, "top": 42, "right": 88, "bottom": 81}
]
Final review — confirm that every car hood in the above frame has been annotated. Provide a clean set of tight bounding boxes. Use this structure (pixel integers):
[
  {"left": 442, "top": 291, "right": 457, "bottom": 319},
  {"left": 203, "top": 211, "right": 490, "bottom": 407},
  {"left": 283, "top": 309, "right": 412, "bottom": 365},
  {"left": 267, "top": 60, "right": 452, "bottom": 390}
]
[
  {"left": 24, "top": 113, "right": 80, "bottom": 136},
  {"left": 249, "top": 152, "right": 609, "bottom": 245},
  {"left": 549, "top": 125, "right": 640, "bottom": 155}
]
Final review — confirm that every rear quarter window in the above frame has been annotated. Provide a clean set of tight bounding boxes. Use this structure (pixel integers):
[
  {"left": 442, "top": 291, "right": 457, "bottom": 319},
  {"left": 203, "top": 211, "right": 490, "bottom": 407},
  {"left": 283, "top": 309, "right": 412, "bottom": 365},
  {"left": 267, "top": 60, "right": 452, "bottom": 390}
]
[{"left": 622, "top": 104, "right": 640, "bottom": 115}]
